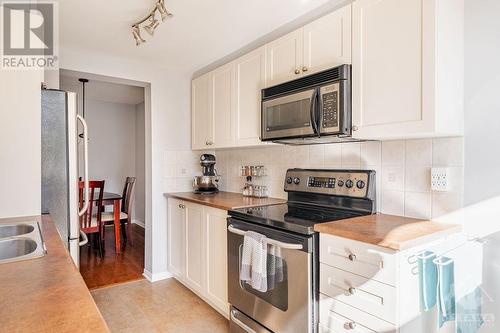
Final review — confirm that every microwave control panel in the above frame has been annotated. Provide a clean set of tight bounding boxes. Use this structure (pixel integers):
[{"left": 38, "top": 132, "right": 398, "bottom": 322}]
[{"left": 320, "top": 83, "right": 340, "bottom": 130}]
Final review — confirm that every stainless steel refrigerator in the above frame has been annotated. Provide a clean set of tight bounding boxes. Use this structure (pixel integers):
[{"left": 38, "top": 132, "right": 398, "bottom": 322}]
[{"left": 41, "top": 89, "right": 89, "bottom": 267}]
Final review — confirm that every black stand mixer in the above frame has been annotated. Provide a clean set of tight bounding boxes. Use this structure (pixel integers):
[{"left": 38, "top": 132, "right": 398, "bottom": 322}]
[{"left": 193, "top": 154, "right": 219, "bottom": 194}]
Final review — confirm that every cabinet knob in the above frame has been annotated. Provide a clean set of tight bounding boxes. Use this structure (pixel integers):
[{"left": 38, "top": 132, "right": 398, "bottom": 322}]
[
  {"left": 348, "top": 253, "right": 356, "bottom": 261},
  {"left": 178, "top": 204, "right": 185, "bottom": 209},
  {"left": 302, "top": 66, "right": 308, "bottom": 72},
  {"left": 345, "top": 322, "right": 357, "bottom": 330},
  {"left": 352, "top": 125, "right": 359, "bottom": 131},
  {"left": 294, "top": 69, "right": 300, "bottom": 75},
  {"left": 205, "top": 141, "right": 213, "bottom": 146},
  {"left": 347, "top": 287, "right": 356, "bottom": 295}
]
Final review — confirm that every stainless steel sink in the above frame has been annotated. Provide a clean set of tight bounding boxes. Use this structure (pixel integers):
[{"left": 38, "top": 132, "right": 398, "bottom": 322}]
[
  {"left": 0, "top": 224, "right": 35, "bottom": 238},
  {"left": 0, "top": 221, "right": 47, "bottom": 264}
]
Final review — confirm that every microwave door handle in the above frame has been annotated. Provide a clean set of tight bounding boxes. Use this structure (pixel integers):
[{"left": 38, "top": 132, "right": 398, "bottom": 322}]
[{"left": 309, "top": 88, "right": 320, "bottom": 137}]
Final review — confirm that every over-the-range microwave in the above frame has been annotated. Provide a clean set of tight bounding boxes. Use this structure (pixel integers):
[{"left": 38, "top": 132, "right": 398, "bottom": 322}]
[{"left": 261, "top": 64, "right": 352, "bottom": 144}]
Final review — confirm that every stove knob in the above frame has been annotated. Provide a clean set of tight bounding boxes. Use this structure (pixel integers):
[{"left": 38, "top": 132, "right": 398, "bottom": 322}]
[
  {"left": 293, "top": 177, "right": 301, "bottom": 185},
  {"left": 345, "top": 179, "right": 354, "bottom": 188},
  {"left": 356, "top": 180, "right": 366, "bottom": 189},
  {"left": 286, "top": 177, "right": 293, "bottom": 184},
  {"left": 337, "top": 180, "right": 344, "bottom": 187}
]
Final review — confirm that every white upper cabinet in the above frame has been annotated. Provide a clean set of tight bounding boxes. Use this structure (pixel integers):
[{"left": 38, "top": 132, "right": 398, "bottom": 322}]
[
  {"left": 266, "top": 4, "right": 352, "bottom": 87},
  {"left": 352, "top": 0, "right": 464, "bottom": 139},
  {"left": 211, "top": 63, "right": 235, "bottom": 148},
  {"left": 192, "top": 73, "right": 214, "bottom": 149},
  {"left": 303, "top": 4, "right": 352, "bottom": 75},
  {"left": 265, "top": 29, "right": 303, "bottom": 86},
  {"left": 234, "top": 46, "right": 267, "bottom": 146}
]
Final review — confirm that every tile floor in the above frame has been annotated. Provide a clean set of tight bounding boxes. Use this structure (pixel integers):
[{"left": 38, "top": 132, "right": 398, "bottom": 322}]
[{"left": 92, "top": 278, "right": 229, "bottom": 333}]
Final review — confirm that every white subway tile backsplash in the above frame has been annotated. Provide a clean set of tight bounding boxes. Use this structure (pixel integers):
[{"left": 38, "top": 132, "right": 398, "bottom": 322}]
[
  {"left": 381, "top": 190, "right": 405, "bottom": 216},
  {"left": 432, "top": 137, "right": 464, "bottom": 166},
  {"left": 309, "top": 145, "right": 325, "bottom": 168},
  {"left": 324, "top": 144, "right": 342, "bottom": 167},
  {"left": 404, "top": 192, "right": 432, "bottom": 219},
  {"left": 382, "top": 140, "right": 405, "bottom": 165},
  {"left": 405, "top": 139, "right": 432, "bottom": 166},
  {"left": 382, "top": 165, "right": 405, "bottom": 191},
  {"left": 431, "top": 192, "right": 464, "bottom": 218},
  {"left": 341, "top": 142, "right": 361, "bottom": 167},
  {"left": 361, "top": 141, "right": 382, "bottom": 166},
  {"left": 405, "top": 166, "right": 431, "bottom": 192},
  {"left": 167, "top": 137, "right": 463, "bottom": 220}
]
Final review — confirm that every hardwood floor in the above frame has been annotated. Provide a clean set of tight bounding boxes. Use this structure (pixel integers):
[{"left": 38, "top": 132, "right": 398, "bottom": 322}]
[
  {"left": 80, "top": 223, "right": 145, "bottom": 290},
  {"left": 92, "top": 279, "right": 229, "bottom": 333}
]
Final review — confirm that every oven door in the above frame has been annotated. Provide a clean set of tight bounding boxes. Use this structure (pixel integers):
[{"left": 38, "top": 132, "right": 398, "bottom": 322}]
[
  {"left": 227, "top": 219, "right": 313, "bottom": 333},
  {"left": 261, "top": 88, "right": 319, "bottom": 141}
]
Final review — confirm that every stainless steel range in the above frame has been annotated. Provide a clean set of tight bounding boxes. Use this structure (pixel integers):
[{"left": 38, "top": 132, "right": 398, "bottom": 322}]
[{"left": 227, "top": 169, "right": 376, "bottom": 333}]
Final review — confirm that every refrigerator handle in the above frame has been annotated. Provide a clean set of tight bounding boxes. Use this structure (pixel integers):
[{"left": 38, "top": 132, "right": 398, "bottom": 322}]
[
  {"left": 77, "top": 114, "right": 90, "bottom": 217},
  {"left": 79, "top": 230, "right": 88, "bottom": 246}
]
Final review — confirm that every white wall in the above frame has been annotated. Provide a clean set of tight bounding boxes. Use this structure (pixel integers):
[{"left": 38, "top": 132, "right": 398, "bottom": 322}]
[
  {"left": 135, "top": 102, "right": 146, "bottom": 223},
  {"left": 84, "top": 99, "right": 136, "bottom": 194},
  {"left": 464, "top": 0, "right": 500, "bottom": 331},
  {"left": 59, "top": 47, "right": 191, "bottom": 281},
  {"left": 0, "top": 70, "right": 43, "bottom": 218}
]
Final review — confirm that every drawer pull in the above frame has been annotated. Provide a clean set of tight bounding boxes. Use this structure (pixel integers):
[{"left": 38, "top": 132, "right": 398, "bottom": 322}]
[
  {"left": 344, "top": 322, "right": 357, "bottom": 330},
  {"left": 348, "top": 253, "right": 357, "bottom": 261},
  {"left": 347, "top": 287, "right": 356, "bottom": 295}
]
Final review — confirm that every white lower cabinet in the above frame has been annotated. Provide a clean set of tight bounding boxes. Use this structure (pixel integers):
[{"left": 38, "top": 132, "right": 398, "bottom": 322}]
[
  {"left": 319, "top": 233, "right": 464, "bottom": 333},
  {"left": 185, "top": 202, "right": 205, "bottom": 292},
  {"left": 204, "top": 206, "right": 229, "bottom": 315},
  {"left": 167, "top": 199, "right": 229, "bottom": 318}
]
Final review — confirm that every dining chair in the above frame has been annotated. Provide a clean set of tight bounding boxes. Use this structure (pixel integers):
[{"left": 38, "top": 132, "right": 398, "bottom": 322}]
[
  {"left": 79, "top": 180, "right": 105, "bottom": 258},
  {"left": 101, "top": 177, "right": 136, "bottom": 246}
]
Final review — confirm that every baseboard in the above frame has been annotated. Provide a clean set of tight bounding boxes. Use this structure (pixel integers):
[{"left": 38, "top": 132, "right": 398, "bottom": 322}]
[
  {"left": 143, "top": 269, "right": 172, "bottom": 282},
  {"left": 132, "top": 219, "right": 145, "bottom": 228}
]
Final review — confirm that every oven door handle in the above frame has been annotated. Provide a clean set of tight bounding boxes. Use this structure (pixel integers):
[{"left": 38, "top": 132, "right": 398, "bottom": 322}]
[{"left": 228, "top": 224, "right": 303, "bottom": 250}]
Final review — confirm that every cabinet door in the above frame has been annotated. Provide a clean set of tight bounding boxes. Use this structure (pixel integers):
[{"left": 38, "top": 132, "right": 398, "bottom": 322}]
[
  {"left": 234, "top": 46, "right": 266, "bottom": 146},
  {"left": 192, "top": 73, "right": 214, "bottom": 149},
  {"left": 185, "top": 202, "right": 205, "bottom": 292},
  {"left": 211, "top": 63, "right": 235, "bottom": 148},
  {"left": 303, "top": 4, "right": 352, "bottom": 74},
  {"left": 265, "top": 29, "right": 303, "bottom": 86},
  {"left": 204, "top": 207, "right": 229, "bottom": 316},
  {"left": 167, "top": 199, "right": 185, "bottom": 278},
  {"left": 352, "top": 0, "right": 432, "bottom": 139}
]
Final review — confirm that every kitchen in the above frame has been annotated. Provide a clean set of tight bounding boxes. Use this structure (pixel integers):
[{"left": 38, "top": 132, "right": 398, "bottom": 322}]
[{"left": 0, "top": 0, "right": 499, "bottom": 333}]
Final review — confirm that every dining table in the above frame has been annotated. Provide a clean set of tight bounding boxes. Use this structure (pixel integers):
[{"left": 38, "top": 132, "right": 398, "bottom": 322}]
[{"left": 92, "top": 191, "right": 123, "bottom": 254}]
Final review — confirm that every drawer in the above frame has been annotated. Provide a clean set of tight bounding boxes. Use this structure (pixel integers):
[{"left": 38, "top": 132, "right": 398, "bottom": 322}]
[
  {"left": 320, "top": 234, "right": 397, "bottom": 286},
  {"left": 319, "top": 294, "right": 397, "bottom": 333},
  {"left": 320, "top": 264, "right": 397, "bottom": 324}
]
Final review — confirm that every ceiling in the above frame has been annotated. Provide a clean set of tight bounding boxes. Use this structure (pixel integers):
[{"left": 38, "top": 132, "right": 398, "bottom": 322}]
[
  {"left": 60, "top": 70, "right": 145, "bottom": 105},
  {"left": 58, "top": 0, "right": 335, "bottom": 73}
]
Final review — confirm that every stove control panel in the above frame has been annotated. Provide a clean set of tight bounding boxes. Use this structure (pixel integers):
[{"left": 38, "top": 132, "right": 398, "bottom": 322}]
[{"left": 284, "top": 169, "right": 375, "bottom": 199}]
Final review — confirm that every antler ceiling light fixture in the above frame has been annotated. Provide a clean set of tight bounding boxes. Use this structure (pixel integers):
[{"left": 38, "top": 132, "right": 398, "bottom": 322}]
[{"left": 132, "top": 0, "right": 173, "bottom": 46}]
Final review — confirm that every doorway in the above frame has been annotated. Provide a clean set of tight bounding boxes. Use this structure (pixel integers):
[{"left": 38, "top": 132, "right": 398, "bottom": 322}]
[{"left": 60, "top": 70, "right": 147, "bottom": 289}]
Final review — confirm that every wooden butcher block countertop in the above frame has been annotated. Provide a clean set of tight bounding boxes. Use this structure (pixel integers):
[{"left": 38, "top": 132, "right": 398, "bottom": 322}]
[
  {"left": 0, "top": 215, "right": 109, "bottom": 333},
  {"left": 314, "top": 213, "right": 462, "bottom": 251},
  {"left": 164, "top": 191, "right": 286, "bottom": 211}
]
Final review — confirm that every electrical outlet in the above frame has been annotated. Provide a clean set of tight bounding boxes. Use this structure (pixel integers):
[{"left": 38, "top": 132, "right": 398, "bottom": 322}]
[{"left": 431, "top": 168, "right": 449, "bottom": 191}]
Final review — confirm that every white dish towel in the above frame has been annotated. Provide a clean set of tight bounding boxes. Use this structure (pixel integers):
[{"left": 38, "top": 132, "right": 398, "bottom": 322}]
[{"left": 240, "top": 231, "right": 268, "bottom": 292}]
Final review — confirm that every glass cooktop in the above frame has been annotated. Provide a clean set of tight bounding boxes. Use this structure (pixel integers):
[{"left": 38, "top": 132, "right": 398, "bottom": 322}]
[{"left": 229, "top": 203, "right": 366, "bottom": 235}]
